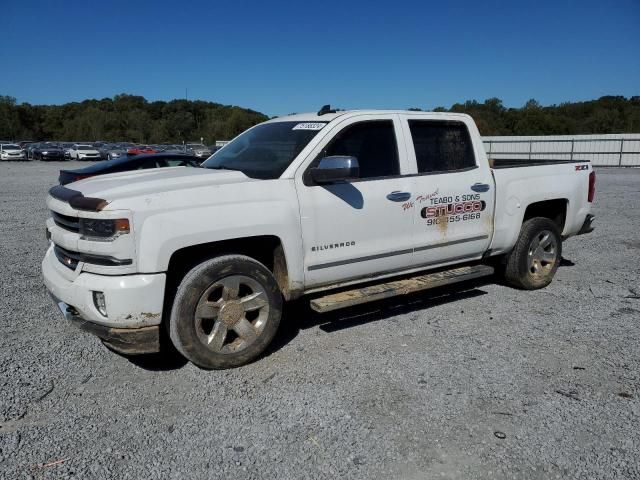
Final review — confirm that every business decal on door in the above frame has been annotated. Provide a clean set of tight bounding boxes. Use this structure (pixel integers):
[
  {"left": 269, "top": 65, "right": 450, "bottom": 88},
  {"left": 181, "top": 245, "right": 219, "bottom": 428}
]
[
  {"left": 420, "top": 193, "right": 486, "bottom": 227},
  {"left": 401, "top": 189, "right": 440, "bottom": 211}
]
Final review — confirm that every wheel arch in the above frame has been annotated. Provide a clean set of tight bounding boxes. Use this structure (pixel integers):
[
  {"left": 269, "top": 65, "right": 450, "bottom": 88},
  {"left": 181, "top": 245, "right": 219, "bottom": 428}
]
[
  {"left": 522, "top": 198, "right": 568, "bottom": 233},
  {"left": 163, "top": 235, "right": 297, "bottom": 311}
]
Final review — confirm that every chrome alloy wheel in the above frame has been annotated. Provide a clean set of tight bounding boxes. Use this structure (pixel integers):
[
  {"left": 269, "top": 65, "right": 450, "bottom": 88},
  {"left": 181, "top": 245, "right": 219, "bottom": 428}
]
[
  {"left": 194, "top": 275, "right": 269, "bottom": 354},
  {"left": 527, "top": 230, "right": 558, "bottom": 276}
]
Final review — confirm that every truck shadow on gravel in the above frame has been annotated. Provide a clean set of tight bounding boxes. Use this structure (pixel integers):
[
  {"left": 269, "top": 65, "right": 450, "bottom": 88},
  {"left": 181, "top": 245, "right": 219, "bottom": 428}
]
[
  {"left": 125, "top": 278, "right": 493, "bottom": 371},
  {"left": 267, "top": 277, "right": 494, "bottom": 356},
  {"left": 111, "top": 342, "right": 189, "bottom": 371},
  {"left": 125, "top": 257, "right": 577, "bottom": 371},
  {"left": 270, "top": 256, "right": 576, "bottom": 355},
  {"left": 559, "top": 256, "right": 575, "bottom": 267}
]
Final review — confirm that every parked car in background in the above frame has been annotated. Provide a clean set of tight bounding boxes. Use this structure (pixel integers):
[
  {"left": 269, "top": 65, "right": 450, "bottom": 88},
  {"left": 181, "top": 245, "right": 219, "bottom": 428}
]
[
  {"left": 58, "top": 153, "right": 200, "bottom": 184},
  {"left": 127, "top": 145, "right": 157, "bottom": 155},
  {"left": 97, "top": 143, "right": 114, "bottom": 160},
  {"left": 208, "top": 145, "right": 222, "bottom": 154},
  {"left": 105, "top": 144, "right": 128, "bottom": 160},
  {"left": 186, "top": 143, "right": 211, "bottom": 159},
  {"left": 33, "top": 143, "right": 65, "bottom": 161},
  {"left": 60, "top": 143, "right": 75, "bottom": 159},
  {"left": 160, "top": 144, "right": 187, "bottom": 154},
  {"left": 0, "top": 143, "right": 26, "bottom": 160},
  {"left": 70, "top": 144, "right": 101, "bottom": 160},
  {"left": 25, "top": 143, "right": 39, "bottom": 160},
  {"left": 18, "top": 141, "right": 36, "bottom": 151}
]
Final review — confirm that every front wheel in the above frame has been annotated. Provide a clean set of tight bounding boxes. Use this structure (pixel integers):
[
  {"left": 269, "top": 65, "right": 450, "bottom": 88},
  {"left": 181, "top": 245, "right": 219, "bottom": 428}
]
[
  {"left": 503, "top": 217, "right": 562, "bottom": 290},
  {"left": 169, "top": 255, "right": 282, "bottom": 369}
]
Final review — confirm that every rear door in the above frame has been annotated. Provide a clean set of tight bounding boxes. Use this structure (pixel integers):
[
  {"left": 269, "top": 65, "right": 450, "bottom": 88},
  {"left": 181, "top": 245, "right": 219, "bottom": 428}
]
[
  {"left": 295, "top": 114, "right": 415, "bottom": 288},
  {"left": 400, "top": 115, "right": 495, "bottom": 266}
]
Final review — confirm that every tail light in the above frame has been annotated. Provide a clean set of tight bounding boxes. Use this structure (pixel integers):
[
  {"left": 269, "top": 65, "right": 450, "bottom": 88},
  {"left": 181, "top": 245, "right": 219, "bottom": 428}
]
[{"left": 588, "top": 171, "right": 596, "bottom": 203}]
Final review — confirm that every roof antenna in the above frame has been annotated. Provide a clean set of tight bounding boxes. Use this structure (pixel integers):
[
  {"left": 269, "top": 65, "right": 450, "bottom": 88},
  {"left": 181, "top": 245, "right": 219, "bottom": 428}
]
[{"left": 317, "top": 104, "right": 336, "bottom": 116}]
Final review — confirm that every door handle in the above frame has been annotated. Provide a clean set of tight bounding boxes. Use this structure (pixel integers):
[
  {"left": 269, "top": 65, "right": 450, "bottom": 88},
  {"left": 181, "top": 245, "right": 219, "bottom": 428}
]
[
  {"left": 386, "top": 191, "right": 412, "bottom": 202},
  {"left": 471, "top": 183, "right": 490, "bottom": 193}
]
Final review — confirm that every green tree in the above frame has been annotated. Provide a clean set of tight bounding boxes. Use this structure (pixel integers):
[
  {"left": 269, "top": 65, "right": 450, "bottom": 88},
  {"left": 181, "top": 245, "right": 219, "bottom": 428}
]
[{"left": 1, "top": 94, "right": 639, "bottom": 141}]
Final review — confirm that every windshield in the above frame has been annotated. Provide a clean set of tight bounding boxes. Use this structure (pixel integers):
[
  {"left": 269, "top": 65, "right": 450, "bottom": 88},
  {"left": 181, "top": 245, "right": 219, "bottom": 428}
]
[
  {"left": 77, "top": 145, "right": 93, "bottom": 150},
  {"left": 202, "top": 121, "right": 327, "bottom": 179},
  {"left": 3, "top": 144, "right": 20, "bottom": 149}
]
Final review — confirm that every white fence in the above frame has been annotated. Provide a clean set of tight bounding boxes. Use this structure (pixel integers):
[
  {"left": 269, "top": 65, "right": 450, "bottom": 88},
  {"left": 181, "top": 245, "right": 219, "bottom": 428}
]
[{"left": 482, "top": 134, "right": 640, "bottom": 167}]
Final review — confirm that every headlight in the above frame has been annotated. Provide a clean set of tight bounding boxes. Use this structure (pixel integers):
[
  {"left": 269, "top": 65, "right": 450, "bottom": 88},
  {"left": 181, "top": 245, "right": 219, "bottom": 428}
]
[{"left": 79, "top": 218, "right": 130, "bottom": 240}]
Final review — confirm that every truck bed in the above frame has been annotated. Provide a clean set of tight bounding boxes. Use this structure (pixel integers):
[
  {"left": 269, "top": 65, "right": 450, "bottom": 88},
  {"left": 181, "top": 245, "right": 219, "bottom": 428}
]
[
  {"left": 489, "top": 158, "right": 593, "bottom": 256},
  {"left": 491, "top": 158, "right": 590, "bottom": 169}
]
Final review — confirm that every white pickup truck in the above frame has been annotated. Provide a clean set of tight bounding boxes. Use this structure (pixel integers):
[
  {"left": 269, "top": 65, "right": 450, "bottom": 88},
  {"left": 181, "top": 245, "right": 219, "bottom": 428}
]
[{"left": 42, "top": 108, "right": 596, "bottom": 369}]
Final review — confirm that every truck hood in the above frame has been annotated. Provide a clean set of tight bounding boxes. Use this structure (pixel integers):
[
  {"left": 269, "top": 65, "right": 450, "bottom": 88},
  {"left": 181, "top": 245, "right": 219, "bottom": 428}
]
[{"left": 69, "top": 167, "right": 256, "bottom": 206}]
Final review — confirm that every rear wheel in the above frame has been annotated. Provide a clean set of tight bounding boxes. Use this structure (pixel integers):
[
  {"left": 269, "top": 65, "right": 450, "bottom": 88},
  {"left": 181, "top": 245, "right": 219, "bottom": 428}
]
[
  {"left": 169, "top": 255, "right": 282, "bottom": 369},
  {"left": 503, "top": 217, "right": 562, "bottom": 290}
]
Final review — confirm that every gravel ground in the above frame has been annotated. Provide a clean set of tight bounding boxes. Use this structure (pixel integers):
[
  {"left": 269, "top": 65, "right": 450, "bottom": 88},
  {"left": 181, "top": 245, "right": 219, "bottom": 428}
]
[{"left": 0, "top": 161, "right": 639, "bottom": 480}]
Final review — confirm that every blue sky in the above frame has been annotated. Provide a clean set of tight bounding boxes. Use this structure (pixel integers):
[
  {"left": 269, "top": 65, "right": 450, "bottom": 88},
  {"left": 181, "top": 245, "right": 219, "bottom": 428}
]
[{"left": 1, "top": 0, "right": 638, "bottom": 116}]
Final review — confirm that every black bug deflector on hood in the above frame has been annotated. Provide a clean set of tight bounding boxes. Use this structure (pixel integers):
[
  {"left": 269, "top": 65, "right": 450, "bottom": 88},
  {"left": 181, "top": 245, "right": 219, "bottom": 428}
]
[{"left": 49, "top": 185, "right": 109, "bottom": 212}]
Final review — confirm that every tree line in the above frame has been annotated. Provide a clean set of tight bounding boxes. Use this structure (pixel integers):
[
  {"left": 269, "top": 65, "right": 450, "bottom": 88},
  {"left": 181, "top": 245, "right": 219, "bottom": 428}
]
[
  {"left": 0, "top": 94, "right": 639, "bottom": 142},
  {"left": 428, "top": 95, "right": 640, "bottom": 136},
  {"left": 0, "top": 94, "right": 268, "bottom": 143}
]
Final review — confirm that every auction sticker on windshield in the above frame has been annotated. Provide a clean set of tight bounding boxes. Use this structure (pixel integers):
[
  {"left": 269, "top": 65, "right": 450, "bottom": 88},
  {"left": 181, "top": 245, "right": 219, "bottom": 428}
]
[{"left": 292, "top": 123, "right": 326, "bottom": 130}]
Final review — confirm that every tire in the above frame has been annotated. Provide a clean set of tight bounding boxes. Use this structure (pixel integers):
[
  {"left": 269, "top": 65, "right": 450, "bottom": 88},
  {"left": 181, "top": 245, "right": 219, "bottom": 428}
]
[
  {"left": 504, "top": 217, "right": 562, "bottom": 290},
  {"left": 169, "top": 254, "right": 282, "bottom": 369}
]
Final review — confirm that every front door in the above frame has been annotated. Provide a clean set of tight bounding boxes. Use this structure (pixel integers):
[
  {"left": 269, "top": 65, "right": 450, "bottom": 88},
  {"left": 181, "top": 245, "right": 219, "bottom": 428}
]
[{"left": 296, "top": 115, "right": 415, "bottom": 288}]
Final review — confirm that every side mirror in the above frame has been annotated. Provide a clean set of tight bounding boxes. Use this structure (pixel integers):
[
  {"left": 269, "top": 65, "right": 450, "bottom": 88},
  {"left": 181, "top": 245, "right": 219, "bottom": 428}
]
[{"left": 310, "top": 156, "right": 360, "bottom": 184}]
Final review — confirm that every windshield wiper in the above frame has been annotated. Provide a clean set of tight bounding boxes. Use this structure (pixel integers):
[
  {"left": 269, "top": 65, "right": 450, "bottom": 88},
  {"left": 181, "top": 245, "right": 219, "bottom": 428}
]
[{"left": 207, "top": 165, "right": 240, "bottom": 172}]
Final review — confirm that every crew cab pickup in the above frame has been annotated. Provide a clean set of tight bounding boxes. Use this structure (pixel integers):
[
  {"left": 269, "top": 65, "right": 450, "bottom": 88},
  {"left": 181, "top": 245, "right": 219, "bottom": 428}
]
[{"left": 42, "top": 108, "right": 595, "bottom": 369}]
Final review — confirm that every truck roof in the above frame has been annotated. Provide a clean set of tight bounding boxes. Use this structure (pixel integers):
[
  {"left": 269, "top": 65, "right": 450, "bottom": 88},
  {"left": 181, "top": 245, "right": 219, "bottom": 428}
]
[{"left": 266, "top": 110, "right": 472, "bottom": 123}]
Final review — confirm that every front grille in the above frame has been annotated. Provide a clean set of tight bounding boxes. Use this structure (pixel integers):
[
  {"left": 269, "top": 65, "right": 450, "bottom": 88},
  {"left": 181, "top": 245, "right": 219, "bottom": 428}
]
[
  {"left": 54, "top": 245, "right": 80, "bottom": 270},
  {"left": 52, "top": 211, "right": 80, "bottom": 233}
]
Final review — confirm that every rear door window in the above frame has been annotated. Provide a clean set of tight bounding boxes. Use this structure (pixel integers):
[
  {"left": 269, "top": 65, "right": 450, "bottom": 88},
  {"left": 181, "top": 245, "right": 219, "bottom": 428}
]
[{"left": 408, "top": 120, "right": 476, "bottom": 173}]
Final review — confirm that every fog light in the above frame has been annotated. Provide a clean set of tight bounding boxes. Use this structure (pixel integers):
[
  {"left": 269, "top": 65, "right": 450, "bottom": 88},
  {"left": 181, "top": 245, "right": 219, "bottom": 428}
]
[{"left": 93, "top": 291, "right": 107, "bottom": 317}]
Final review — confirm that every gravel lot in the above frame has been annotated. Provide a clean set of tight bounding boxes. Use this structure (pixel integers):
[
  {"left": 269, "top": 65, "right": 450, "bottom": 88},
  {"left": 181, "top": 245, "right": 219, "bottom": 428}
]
[{"left": 0, "top": 161, "right": 639, "bottom": 479}]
